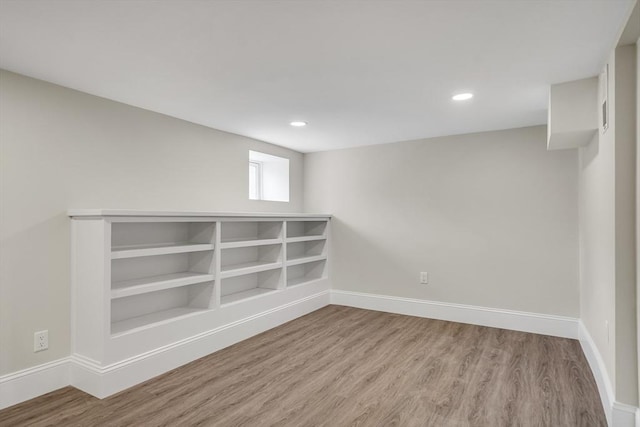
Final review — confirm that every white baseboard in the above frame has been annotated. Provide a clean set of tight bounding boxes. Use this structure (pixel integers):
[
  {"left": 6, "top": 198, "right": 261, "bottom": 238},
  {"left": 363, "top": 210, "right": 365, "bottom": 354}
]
[
  {"left": 579, "top": 321, "right": 615, "bottom": 425},
  {"left": 612, "top": 401, "right": 639, "bottom": 427},
  {"left": 0, "top": 290, "right": 329, "bottom": 409},
  {"left": 331, "top": 290, "right": 579, "bottom": 338},
  {"left": 0, "top": 358, "right": 70, "bottom": 410},
  {"left": 579, "top": 320, "right": 640, "bottom": 427},
  {"left": 70, "top": 290, "right": 330, "bottom": 398},
  {"left": 3, "top": 290, "right": 637, "bottom": 427}
]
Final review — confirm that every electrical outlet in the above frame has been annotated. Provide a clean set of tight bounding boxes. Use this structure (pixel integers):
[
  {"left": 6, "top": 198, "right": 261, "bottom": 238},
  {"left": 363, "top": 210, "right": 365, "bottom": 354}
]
[
  {"left": 34, "top": 330, "right": 48, "bottom": 352},
  {"left": 420, "top": 272, "right": 429, "bottom": 284}
]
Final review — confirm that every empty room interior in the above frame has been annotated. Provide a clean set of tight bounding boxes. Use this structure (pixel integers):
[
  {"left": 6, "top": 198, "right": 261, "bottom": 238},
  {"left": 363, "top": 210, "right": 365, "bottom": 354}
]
[{"left": 0, "top": 0, "right": 639, "bottom": 426}]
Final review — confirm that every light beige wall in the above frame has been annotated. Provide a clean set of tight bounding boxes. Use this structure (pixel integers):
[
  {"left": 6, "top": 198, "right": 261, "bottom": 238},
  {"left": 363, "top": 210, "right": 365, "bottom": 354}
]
[
  {"left": 579, "top": 52, "right": 617, "bottom": 393},
  {"left": 304, "top": 126, "right": 579, "bottom": 316},
  {"left": 580, "top": 41, "right": 638, "bottom": 407},
  {"left": 613, "top": 43, "right": 638, "bottom": 406},
  {"left": 0, "top": 70, "right": 304, "bottom": 375}
]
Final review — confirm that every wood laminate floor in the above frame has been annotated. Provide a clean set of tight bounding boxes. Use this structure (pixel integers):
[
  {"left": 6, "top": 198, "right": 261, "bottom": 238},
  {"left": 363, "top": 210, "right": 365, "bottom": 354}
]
[{"left": 0, "top": 306, "right": 606, "bottom": 427}]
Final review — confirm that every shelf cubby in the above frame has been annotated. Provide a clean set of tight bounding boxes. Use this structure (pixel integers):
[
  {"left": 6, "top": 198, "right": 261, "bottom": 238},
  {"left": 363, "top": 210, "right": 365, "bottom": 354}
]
[
  {"left": 285, "top": 235, "right": 326, "bottom": 244},
  {"left": 287, "top": 254, "right": 327, "bottom": 267},
  {"left": 221, "top": 243, "right": 282, "bottom": 278},
  {"left": 111, "top": 243, "right": 214, "bottom": 259},
  {"left": 220, "top": 221, "right": 282, "bottom": 247},
  {"left": 111, "top": 222, "right": 215, "bottom": 259},
  {"left": 111, "top": 281, "right": 214, "bottom": 335},
  {"left": 111, "top": 272, "right": 215, "bottom": 299},
  {"left": 286, "top": 221, "right": 327, "bottom": 239},
  {"left": 112, "top": 251, "right": 214, "bottom": 286},
  {"left": 287, "top": 239, "right": 326, "bottom": 262},
  {"left": 287, "top": 259, "right": 327, "bottom": 287},
  {"left": 220, "top": 269, "right": 282, "bottom": 306}
]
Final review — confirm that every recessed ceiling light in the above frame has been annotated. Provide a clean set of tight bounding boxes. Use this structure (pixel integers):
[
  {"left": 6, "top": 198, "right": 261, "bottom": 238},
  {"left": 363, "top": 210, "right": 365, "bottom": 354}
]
[
  {"left": 290, "top": 121, "right": 307, "bottom": 127},
  {"left": 452, "top": 93, "right": 473, "bottom": 101}
]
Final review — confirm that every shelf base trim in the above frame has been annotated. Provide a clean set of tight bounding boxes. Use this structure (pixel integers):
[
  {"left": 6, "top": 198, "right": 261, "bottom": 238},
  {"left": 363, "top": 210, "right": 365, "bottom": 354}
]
[{"left": 69, "top": 290, "right": 330, "bottom": 399}]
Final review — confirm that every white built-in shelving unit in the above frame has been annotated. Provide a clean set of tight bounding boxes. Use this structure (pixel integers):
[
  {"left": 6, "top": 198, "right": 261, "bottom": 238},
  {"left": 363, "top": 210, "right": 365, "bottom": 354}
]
[
  {"left": 285, "top": 220, "right": 328, "bottom": 287},
  {"left": 109, "top": 221, "right": 216, "bottom": 335},
  {"left": 69, "top": 210, "right": 330, "bottom": 369},
  {"left": 219, "top": 221, "right": 284, "bottom": 305}
]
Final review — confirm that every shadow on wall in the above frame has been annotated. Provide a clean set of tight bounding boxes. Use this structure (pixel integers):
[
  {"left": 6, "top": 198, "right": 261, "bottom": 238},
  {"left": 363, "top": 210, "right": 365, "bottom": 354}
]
[
  {"left": 581, "top": 134, "right": 601, "bottom": 168},
  {"left": 329, "top": 216, "right": 410, "bottom": 293}
]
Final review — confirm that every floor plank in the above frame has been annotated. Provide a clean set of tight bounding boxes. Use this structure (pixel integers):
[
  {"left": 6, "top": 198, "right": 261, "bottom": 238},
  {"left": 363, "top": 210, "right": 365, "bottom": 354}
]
[{"left": 0, "top": 306, "right": 606, "bottom": 426}]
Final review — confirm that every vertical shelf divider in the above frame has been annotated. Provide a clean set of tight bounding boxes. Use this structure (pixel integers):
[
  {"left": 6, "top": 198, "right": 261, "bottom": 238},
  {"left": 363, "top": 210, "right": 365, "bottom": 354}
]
[
  {"left": 213, "top": 220, "right": 222, "bottom": 309},
  {"left": 326, "top": 219, "right": 331, "bottom": 282},
  {"left": 103, "top": 219, "right": 113, "bottom": 342},
  {"left": 280, "top": 221, "right": 287, "bottom": 290}
]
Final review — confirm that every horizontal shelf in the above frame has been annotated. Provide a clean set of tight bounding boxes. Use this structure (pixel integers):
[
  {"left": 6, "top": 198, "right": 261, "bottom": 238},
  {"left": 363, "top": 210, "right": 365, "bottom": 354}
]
[
  {"left": 286, "top": 235, "right": 326, "bottom": 244},
  {"left": 220, "top": 261, "right": 282, "bottom": 279},
  {"left": 111, "top": 272, "right": 215, "bottom": 299},
  {"left": 287, "top": 276, "right": 327, "bottom": 288},
  {"left": 286, "top": 254, "right": 327, "bottom": 267},
  {"left": 68, "top": 209, "right": 331, "bottom": 219},
  {"left": 111, "top": 307, "right": 205, "bottom": 336},
  {"left": 111, "top": 243, "right": 214, "bottom": 259},
  {"left": 221, "top": 288, "right": 278, "bottom": 306},
  {"left": 219, "top": 238, "right": 282, "bottom": 249}
]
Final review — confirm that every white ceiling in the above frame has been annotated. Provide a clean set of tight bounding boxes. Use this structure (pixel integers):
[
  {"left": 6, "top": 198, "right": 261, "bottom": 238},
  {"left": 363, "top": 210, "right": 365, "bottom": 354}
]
[{"left": 0, "top": 0, "right": 634, "bottom": 152}]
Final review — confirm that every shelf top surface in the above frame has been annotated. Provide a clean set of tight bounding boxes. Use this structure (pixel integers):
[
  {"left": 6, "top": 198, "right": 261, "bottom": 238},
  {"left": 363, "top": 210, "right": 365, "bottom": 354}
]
[{"left": 68, "top": 209, "right": 332, "bottom": 219}]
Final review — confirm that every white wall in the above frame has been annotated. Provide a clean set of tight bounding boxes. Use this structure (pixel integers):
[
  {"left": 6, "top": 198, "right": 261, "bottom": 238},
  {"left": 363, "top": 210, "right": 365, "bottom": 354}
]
[
  {"left": 304, "top": 125, "right": 579, "bottom": 316},
  {"left": 579, "top": 52, "right": 617, "bottom": 397},
  {"left": 0, "top": 70, "right": 303, "bottom": 375},
  {"left": 579, "top": 38, "right": 638, "bottom": 409}
]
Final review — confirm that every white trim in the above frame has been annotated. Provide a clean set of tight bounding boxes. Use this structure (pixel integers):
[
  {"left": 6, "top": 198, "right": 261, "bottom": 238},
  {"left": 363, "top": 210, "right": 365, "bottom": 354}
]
[
  {"left": 248, "top": 160, "right": 262, "bottom": 200},
  {"left": 3, "top": 292, "right": 638, "bottom": 426},
  {"left": 579, "top": 321, "right": 615, "bottom": 426},
  {"left": 331, "top": 290, "right": 579, "bottom": 338},
  {"left": 612, "top": 401, "right": 639, "bottom": 427},
  {"left": 0, "top": 358, "right": 70, "bottom": 410},
  {"left": 579, "top": 320, "right": 640, "bottom": 427},
  {"left": 0, "top": 291, "right": 329, "bottom": 408},
  {"left": 67, "top": 209, "right": 332, "bottom": 218},
  {"left": 70, "top": 290, "right": 330, "bottom": 398}
]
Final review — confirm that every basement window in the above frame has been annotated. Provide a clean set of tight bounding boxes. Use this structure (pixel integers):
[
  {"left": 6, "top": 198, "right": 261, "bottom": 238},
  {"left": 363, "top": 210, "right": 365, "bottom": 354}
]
[{"left": 248, "top": 150, "right": 289, "bottom": 202}]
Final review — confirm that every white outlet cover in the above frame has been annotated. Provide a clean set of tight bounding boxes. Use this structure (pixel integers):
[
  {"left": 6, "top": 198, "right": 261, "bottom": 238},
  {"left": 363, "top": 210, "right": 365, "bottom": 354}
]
[{"left": 34, "top": 330, "right": 48, "bottom": 352}]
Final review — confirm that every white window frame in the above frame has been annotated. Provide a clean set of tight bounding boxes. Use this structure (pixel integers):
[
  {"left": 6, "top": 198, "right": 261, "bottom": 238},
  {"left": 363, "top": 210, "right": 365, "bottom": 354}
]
[
  {"left": 248, "top": 150, "right": 289, "bottom": 202},
  {"left": 249, "top": 160, "right": 263, "bottom": 200}
]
